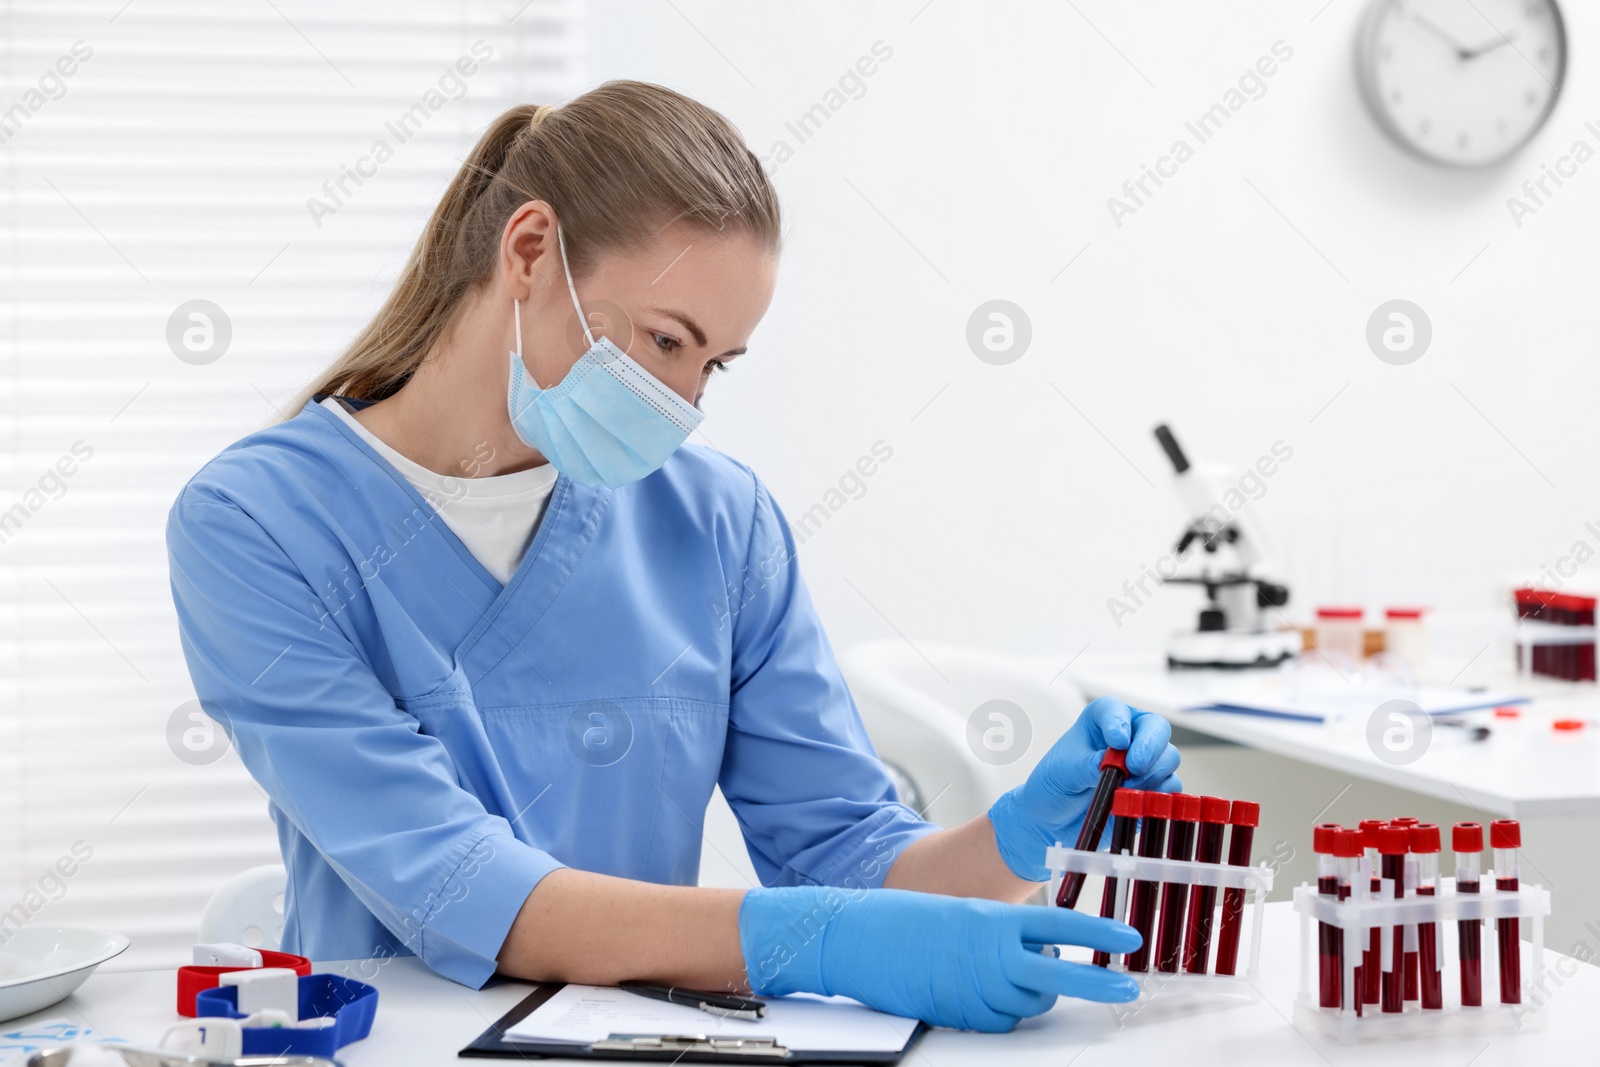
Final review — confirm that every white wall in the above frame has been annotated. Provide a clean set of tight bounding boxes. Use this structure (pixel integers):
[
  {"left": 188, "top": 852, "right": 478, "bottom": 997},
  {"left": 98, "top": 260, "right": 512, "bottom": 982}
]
[{"left": 584, "top": 0, "right": 1600, "bottom": 670}]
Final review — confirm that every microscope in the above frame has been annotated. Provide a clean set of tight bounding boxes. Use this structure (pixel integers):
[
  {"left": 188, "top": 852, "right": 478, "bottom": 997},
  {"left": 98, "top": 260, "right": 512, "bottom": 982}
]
[{"left": 1153, "top": 424, "right": 1301, "bottom": 670}]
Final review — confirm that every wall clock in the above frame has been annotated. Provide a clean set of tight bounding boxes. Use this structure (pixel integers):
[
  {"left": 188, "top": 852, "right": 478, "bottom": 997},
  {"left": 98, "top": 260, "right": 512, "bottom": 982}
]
[{"left": 1355, "top": 0, "right": 1566, "bottom": 167}]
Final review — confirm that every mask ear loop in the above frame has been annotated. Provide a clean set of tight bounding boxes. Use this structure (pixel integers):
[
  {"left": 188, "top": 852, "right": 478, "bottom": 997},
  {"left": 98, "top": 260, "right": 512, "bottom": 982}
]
[{"left": 555, "top": 221, "right": 595, "bottom": 348}]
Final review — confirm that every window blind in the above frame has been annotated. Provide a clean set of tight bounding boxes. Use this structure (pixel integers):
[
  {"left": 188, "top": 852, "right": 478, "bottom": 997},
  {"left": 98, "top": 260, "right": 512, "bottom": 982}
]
[{"left": 0, "top": 0, "right": 580, "bottom": 971}]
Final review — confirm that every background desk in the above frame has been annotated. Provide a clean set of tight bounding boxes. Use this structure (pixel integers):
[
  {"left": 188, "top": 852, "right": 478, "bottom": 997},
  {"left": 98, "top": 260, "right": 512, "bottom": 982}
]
[
  {"left": 1070, "top": 655, "right": 1600, "bottom": 957},
  {"left": 5, "top": 904, "right": 1594, "bottom": 1067}
]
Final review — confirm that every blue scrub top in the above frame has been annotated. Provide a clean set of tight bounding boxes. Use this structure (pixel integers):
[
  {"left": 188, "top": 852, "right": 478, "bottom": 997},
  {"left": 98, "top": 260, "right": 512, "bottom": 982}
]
[{"left": 166, "top": 398, "right": 936, "bottom": 989}]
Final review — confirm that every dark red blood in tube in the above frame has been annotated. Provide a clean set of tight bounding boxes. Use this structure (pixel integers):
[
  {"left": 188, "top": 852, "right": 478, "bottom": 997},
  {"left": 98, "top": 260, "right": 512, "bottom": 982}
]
[
  {"left": 1213, "top": 800, "right": 1258, "bottom": 976},
  {"left": 1092, "top": 789, "right": 1145, "bottom": 968},
  {"left": 1183, "top": 796, "right": 1230, "bottom": 975},
  {"left": 1392, "top": 823, "right": 1420, "bottom": 1002},
  {"left": 1314, "top": 823, "right": 1342, "bottom": 1009},
  {"left": 1359, "top": 819, "right": 1385, "bottom": 1005},
  {"left": 1055, "top": 748, "right": 1129, "bottom": 910},
  {"left": 1124, "top": 790, "right": 1171, "bottom": 973},
  {"left": 1156, "top": 794, "right": 1201, "bottom": 972},
  {"left": 1576, "top": 597, "right": 1597, "bottom": 681},
  {"left": 1411, "top": 824, "right": 1443, "bottom": 1010},
  {"left": 1334, "top": 829, "right": 1364, "bottom": 1015},
  {"left": 1379, "top": 826, "right": 1409, "bottom": 1013},
  {"left": 1492, "top": 820, "right": 1522, "bottom": 1005},
  {"left": 1454, "top": 822, "right": 1483, "bottom": 1007}
]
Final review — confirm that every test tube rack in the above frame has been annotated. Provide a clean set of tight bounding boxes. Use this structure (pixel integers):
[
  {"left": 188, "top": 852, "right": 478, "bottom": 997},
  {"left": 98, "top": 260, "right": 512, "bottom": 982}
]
[
  {"left": 1045, "top": 844, "right": 1276, "bottom": 1001},
  {"left": 1291, "top": 861, "right": 1552, "bottom": 1043}
]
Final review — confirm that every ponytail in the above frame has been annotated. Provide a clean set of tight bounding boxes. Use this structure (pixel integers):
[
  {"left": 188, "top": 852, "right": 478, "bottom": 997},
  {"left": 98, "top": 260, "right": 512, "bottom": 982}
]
[{"left": 286, "top": 81, "right": 781, "bottom": 416}]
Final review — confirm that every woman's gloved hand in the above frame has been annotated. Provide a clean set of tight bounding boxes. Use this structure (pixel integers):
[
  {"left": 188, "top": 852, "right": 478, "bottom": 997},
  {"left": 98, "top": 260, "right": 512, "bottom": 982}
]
[
  {"left": 739, "top": 886, "right": 1140, "bottom": 1032},
  {"left": 987, "top": 696, "right": 1181, "bottom": 881}
]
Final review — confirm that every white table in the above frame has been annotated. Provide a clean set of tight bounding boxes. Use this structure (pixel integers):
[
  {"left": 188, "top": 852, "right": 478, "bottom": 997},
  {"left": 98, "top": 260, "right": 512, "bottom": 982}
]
[
  {"left": 1069, "top": 657, "right": 1600, "bottom": 818},
  {"left": 4, "top": 903, "right": 1593, "bottom": 1066}
]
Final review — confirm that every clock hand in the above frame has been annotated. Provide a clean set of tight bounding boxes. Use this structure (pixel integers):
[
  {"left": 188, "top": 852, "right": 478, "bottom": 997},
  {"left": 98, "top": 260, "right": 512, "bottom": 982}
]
[
  {"left": 1460, "top": 32, "right": 1518, "bottom": 60},
  {"left": 1411, "top": 13, "right": 1470, "bottom": 59}
]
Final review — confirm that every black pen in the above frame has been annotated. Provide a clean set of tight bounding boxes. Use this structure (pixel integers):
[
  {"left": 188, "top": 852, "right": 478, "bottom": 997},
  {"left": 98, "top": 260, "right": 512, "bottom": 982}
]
[{"left": 619, "top": 981, "right": 767, "bottom": 1021}]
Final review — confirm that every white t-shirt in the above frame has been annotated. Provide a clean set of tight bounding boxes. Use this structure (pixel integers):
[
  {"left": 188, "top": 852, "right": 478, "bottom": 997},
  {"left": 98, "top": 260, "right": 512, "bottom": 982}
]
[{"left": 321, "top": 397, "right": 556, "bottom": 584}]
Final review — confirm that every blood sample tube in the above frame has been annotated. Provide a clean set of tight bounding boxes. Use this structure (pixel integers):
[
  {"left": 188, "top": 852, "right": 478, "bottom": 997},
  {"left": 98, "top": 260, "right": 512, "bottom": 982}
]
[
  {"left": 1183, "top": 795, "right": 1231, "bottom": 974},
  {"left": 1395, "top": 819, "right": 1420, "bottom": 991},
  {"left": 1454, "top": 822, "right": 1483, "bottom": 1007},
  {"left": 1554, "top": 596, "right": 1575, "bottom": 680},
  {"left": 1491, "top": 820, "right": 1522, "bottom": 1004},
  {"left": 1334, "top": 828, "right": 1364, "bottom": 1015},
  {"left": 1124, "top": 790, "right": 1171, "bottom": 972},
  {"left": 1576, "top": 596, "right": 1597, "bottom": 681},
  {"left": 1314, "top": 823, "right": 1342, "bottom": 1008},
  {"left": 1056, "top": 748, "right": 1129, "bottom": 910},
  {"left": 1358, "top": 819, "right": 1384, "bottom": 1004},
  {"left": 1402, "top": 842, "right": 1420, "bottom": 1002},
  {"left": 1156, "top": 794, "right": 1201, "bottom": 972},
  {"left": 1410, "top": 823, "right": 1443, "bottom": 1010},
  {"left": 1358, "top": 819, "right": 1384, "bottom": 887},
  {"left": 1395, "top": 813, "right": 1422, "bottom": 1000},
  {"left": 1213, "top": 799, "right": 1259, "bottom": 976},
  {"left": 1092, "top": 788, "right": 1145, "bottom": 968},
  {"left": 1379, "top": 825, "right": 1409, "bottom": 1013}
]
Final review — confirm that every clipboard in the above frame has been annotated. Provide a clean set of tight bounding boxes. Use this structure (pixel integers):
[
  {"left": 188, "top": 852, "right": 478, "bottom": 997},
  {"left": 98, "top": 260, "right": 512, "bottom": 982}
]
[{"left": 458, "top": 982, "right": 926, "bottom": 1063}]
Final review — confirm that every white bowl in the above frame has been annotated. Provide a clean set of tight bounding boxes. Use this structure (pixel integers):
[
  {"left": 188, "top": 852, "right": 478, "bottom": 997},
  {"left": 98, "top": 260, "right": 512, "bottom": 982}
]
[{"left": 0, "top": 927, "right": 131, "bottom": 1023}]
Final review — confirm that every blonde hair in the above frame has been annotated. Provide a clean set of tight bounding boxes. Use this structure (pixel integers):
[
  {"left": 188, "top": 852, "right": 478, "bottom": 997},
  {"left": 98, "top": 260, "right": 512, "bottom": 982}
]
[{"left": 287, "top": 81, "right": 781, "bottom": 415}]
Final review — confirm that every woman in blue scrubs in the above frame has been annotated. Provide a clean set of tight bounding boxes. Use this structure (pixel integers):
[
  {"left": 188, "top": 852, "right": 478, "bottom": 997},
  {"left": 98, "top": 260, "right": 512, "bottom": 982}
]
[{"left": 168, "top": 81, "right": 1181, "bottom": 1033}]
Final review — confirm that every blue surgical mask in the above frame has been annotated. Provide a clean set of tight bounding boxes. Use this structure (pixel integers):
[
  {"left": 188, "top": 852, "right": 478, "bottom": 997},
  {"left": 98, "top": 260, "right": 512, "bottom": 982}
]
[{"left": 506, "top": 223, "right": 704, "bottom": 489}]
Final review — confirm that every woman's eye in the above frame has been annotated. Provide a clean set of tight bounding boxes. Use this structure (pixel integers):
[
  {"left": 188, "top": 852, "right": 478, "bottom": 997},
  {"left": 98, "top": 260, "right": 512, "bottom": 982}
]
[
  {"left": 651, "top": 332, "right": 680, "bottom": 354},
  {"left": 703, "top": 359, "right": 729, "bottom": 376}
]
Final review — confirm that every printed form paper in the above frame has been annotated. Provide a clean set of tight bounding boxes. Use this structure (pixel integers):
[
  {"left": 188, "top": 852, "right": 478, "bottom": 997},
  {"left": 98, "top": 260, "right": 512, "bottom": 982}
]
[{"left": 504, "top": 983, "right": 919, "bottom": 1053}]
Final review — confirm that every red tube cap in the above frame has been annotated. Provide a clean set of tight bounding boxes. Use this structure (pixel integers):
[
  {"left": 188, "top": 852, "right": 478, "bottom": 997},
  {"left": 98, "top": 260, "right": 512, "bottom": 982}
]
[
  {"left": 1313, "top": 823, "right": 1340, "bottom": 854},
  {"left": 1378, "top": 826, "right": 1410, "bottom": 854},
  {"left": 1334, "top": 828, "right": 1365, "bottom": 859},
  {"left": 1200, "top": 796, "right": 1231, "bottom": 824},
  {"left": 1410, "top": 824, "right": 1441, "bottom": 853},
  {"left": 1100, "top": 748, "right": 1129, "bottom": 773},
  {"left": 1173, "top": 793, "right": 1202, "bottom": 823},
  {"left": 1144, "top": 790, "right": 1174, "bottom": 820},
  {"left": 1228, "top": 800, "right": 1260, "bottom": 827},
  {"left": 1489, "top": 820, "right": 1521, "bottom": 850},
  {"left": 1392, "top": 817, "right": 1420, "bottom": 827},
  {"left": 1111, "top": 788, "right": 1146, "bottom": 819},
  {"left": 1453, "top": 822, "right": 1483, "bottom": 853}
]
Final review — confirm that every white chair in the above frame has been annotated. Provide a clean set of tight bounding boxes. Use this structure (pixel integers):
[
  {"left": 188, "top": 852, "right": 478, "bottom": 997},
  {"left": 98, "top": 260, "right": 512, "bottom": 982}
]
[
  {"left": 839, "top": 639, "right": 1090, "bottom": 828},
  {"left": 198, "top": 863, "right": 288, "bottom": 950}
]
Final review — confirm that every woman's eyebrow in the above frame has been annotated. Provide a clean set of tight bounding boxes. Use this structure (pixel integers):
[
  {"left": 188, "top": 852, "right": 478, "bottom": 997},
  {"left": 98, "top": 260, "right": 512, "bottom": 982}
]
[
  {"left": 647, "top": 307, "right": 706, "bottom": 347},
  {"left": 646, "top": 307, "right": 747, "bottom": 358}
]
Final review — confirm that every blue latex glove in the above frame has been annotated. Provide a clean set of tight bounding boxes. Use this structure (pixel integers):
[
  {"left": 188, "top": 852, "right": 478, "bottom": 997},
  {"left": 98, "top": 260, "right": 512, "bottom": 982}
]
[
  {"left": 739, "top": 885, "right": 1140, "bottom": 1032},
  {"left": 987, "top": 696, "right": 1181, "bottom": 881}
]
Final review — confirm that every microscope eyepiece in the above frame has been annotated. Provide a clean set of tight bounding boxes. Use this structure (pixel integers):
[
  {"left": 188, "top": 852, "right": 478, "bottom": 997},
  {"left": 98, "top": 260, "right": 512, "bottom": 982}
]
[{"left": 1153, "top": 424, "right": 1190, "bottom": 474}]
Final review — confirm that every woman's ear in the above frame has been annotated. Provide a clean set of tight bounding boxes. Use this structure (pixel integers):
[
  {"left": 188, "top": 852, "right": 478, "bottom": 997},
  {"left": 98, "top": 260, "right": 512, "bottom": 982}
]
[{"left": 502, "top": 200, "right": 559, "bottom": 301}]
